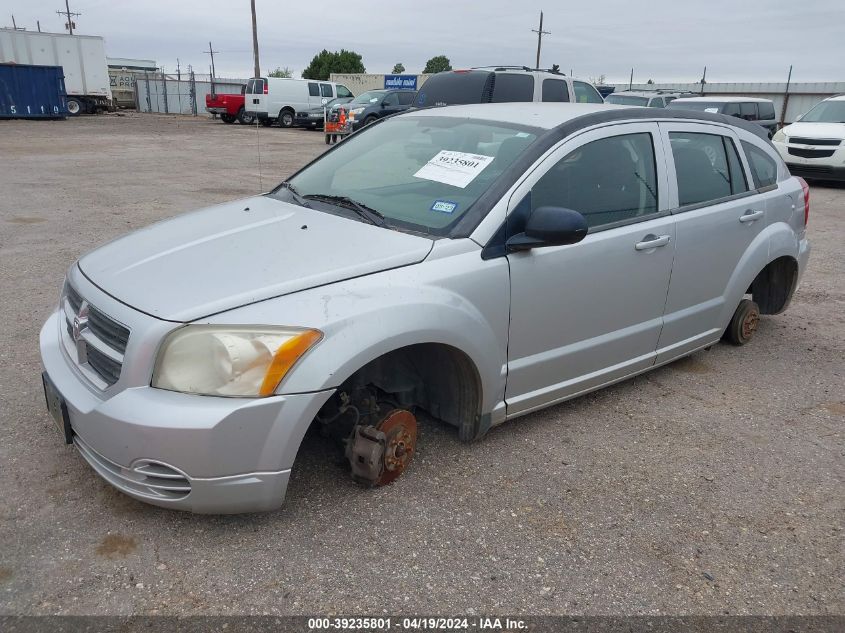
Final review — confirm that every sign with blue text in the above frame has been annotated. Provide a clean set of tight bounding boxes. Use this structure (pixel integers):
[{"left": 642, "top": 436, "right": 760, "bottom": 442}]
[{"left": 384, "top": 75, "right": 417, "bottom": 90}]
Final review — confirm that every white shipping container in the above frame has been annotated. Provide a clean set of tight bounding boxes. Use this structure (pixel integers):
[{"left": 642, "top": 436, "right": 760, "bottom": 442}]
[{"left": 0, "top": 28, "right": 112, "bottom": 113}]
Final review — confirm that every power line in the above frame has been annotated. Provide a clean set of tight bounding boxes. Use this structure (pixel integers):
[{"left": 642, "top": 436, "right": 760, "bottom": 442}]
[
  {"left": 56, "top": 0, "right": 81, "bottom": 35},
  {"left": 531, "top": 10, "right": 551, "bottom": 69}
]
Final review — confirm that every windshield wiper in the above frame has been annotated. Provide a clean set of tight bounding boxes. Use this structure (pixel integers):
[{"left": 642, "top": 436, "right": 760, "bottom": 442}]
[
  {"left": 277, "top": 181, "right": 311, "bottom": 208},
  {"left": 303, "top": 194, "right": 386, "bottom": 227}
]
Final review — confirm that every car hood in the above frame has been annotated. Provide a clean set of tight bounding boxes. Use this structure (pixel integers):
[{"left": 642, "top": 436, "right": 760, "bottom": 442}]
[
  {"left": 782, "top": 121, "right": 845, "bottom": 140},
  {"left": 78, "top": 196, "right": 434, "bottom": 322}
]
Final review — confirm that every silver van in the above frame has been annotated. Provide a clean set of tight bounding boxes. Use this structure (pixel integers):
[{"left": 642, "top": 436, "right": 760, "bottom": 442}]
[
  {"left": 668, "top": 97, "right": 779, "bottom": 138},
  {"left": 41, "top": 103, "right": 810, "bottom": 513}
]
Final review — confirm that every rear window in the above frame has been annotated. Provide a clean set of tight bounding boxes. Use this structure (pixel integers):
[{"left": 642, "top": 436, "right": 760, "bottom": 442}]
[
  {"left": 415, "top": 71, "right": 493, "bottom": 107},
  {"left": 491, "top": 74, "right": 534, "bottom": 103},
  {"left": 245, "top": 78, "right": 265, "bottom": 94},
  {"left": 758, "top": 102, "right": 776, "bottom": 120},
  {"left": 606, "top": 94, "right": 649, "bottom": 106}
]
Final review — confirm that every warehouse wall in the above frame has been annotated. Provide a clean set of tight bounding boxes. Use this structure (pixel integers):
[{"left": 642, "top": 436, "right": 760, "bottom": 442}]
[{"left": 330, "top": 73, "right": 431, "bottom": 93}]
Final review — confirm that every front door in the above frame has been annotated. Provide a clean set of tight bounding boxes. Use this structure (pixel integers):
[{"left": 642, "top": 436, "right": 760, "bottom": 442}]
[{"left": 506, "top": 123, "right": 676, "bottom": 417}]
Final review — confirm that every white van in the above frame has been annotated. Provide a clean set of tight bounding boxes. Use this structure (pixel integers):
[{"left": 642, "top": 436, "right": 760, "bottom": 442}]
[{"left": 244, "top": 77, "right": 354, "bottom": 128}]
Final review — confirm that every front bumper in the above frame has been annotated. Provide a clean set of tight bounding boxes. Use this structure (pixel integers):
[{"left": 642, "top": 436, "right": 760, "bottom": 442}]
[
  {"left": 40, "top": 310, "right": 333, "bottom": 513},
  {"left": 774, "top": 140, "right": 845, "bottom": 181}
]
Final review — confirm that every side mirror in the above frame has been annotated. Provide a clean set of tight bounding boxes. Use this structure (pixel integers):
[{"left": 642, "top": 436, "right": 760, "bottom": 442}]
[{"left": 506, "top": 206, "right": 588, "bottom": 252}]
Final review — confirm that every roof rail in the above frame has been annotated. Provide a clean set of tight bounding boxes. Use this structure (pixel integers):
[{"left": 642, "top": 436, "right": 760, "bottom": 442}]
[{"left": 470, "top": 65, "right": 566, "bottom": 75}]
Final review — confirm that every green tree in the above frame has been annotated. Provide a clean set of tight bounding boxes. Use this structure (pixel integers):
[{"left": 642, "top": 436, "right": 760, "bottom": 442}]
[
  {"left": 392, "top": 62, "right": 405, "bottom": 74},
  {"left": 423, "top": 55, "right": 452, "bottom": 74},
  {"left": 302, "top": 49, "right": 365, "bottom": 81},
  {"left": 269, "top": 66, "right": 293, "bottom": 78}
]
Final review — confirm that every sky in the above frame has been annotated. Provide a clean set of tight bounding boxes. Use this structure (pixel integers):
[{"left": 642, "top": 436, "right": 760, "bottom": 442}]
[{"left": 5, "top": 0, "right": 844, "bottom": 83}]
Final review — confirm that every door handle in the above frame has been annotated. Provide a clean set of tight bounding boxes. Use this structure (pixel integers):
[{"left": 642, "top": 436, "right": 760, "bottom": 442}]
[
  {"left": 739, "top": 209, "right": 764, "bottom": 223},
  {"left": 634, "top": 234, "right": 671, "bottom": 251}
]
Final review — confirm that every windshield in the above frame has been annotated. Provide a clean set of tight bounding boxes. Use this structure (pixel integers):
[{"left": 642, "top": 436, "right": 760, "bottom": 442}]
[
  {"left": 667, "top": 101, "right": 725, "bottom": 112},
  {"left": 350, "top": 91, "right": 384, "bottom": 105},
  {"left": 605, "top": 94, "right": 649, "bottom": 106},
  {"left": 275, "top": 116, "right": 540, "bottom": 235},
  {"left": 801, "top": 100, "right": 845, "bottom": 123}
]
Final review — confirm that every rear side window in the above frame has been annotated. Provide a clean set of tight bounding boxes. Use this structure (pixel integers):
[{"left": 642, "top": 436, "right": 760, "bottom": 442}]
[
  {"left": 573, "top": 81, "right": 604, "bottom": 103},
  {"left": 397, "top": 92, "right": 416, "bottom": 105},
  {"left": 308, "top": 82, "right": 320, "bottom": 97},
  {"left": 740, "top": 102, "right": 758, "bottom": 120},
  {"left": 742, "top": 141, "right": 778, "bottom": 188},
  {"left": 758, "top": 101, "right": 775, "bottom": 120},
  {"left": 670, "top": 132, "right": 748, "bottom": 206},
  {"left": 542, "top": 79, "right": 570, "bottom": 102},
  {"left": 382, "top": 92, "right": 399, "bottom": 106},
  {"left": 336, "top": 85, "right": 353, "bottom": 98},
  {"left": 723, "top": 102, "right": 741, "bottom": 117},
  {"left": 492, "top": 74, "right": 534, "bottom": 103},
  {"left": 531, "top": 133, "right": 659, "bottom": 229},
  {"left": 320, "top": 84, "right": 333, "bottom": 97}
]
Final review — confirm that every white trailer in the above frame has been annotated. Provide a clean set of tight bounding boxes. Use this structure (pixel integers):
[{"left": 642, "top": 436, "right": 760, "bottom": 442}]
[{"left": 0, "top": 28, "right": 112, "bottom": 114}]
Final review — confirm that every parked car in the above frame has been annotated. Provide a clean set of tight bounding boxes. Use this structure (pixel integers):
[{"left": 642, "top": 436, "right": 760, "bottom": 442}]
[
  {"left": 772, "top": 94, "right": 845, "bottom": 182},
  {"left": 41, "top": 102, "right": 810, "bottom": 513},
  {"left": 244, "top": 77, "right": 354, "bottom": 127},
  {"left": 343, "top": 89, "right": 416, "bottom": 130},
  {"left": 414, "top": 67, "right": 604, "bottom": 108},
  {"left": 294, "top": 96, "right": 355, "bottom": 129},
  {"left": 205, "top": 85, "right": 253, "bottom": 124},
  {"left": 605, "top": 90, "right": 697, "bottom": 108},
  {"left": 668, "top": 97, "right": 778, "bottom": 138}
]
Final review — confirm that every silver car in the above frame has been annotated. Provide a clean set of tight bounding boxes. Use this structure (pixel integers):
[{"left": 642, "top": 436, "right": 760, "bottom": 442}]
[{"left": 40, "top": 103, "right": 811, "bottom": 513}]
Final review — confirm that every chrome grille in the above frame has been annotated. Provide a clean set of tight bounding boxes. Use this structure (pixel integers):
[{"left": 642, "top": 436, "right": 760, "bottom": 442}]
[{"left": 62, "top": 282, "right": 129, "bottom": 388}]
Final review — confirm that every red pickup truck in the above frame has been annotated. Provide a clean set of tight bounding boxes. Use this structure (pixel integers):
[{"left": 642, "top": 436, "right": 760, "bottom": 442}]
[{"left": 205, "top": 86, "right": 254, "bottom": 124}]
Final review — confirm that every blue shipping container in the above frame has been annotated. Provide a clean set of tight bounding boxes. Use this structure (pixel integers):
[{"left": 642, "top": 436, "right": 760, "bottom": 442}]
[{"left": 0, "top": 63, "right": 68, "bottom": 119}]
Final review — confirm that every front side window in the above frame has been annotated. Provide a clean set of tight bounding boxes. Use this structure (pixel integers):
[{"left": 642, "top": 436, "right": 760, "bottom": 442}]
[
  {"left": 742, "top": 141, "right": 778, "bottom": 188},
  {"left": 281, "top": 117, "right": 539, "bottom": 235},
  {"left": 491, "top": 74, "right": 534, "bottom": 103},
  {"left": 542, "top": 79, "right": 569, "bottom": 102},
  {"left": 336, "top": 85, "right": 353, "bottom": 98},
  {"left": 670, "top": 132, "right": 747, "bottom": 206},
  {"left": 308, "top": 82, "right": 320, "bottom": 97},
  {"left": 572, "top": 81, "right": 604, "bottom": 103},
  {"left": 320, "top": 84, "right": 333, "bottom": 97},
  {"left": 530, "top": 133, "right": 659, "bottom": 229}
]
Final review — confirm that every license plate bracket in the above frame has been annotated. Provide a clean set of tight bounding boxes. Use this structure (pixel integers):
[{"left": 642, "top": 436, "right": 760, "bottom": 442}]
[{"left": 42, "top": 372, "right": 73, "bottom": 444}]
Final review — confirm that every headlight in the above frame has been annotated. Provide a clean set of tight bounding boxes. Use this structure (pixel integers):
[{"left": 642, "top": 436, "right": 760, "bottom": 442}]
[
  {"left": 152, "top": 326, "right": 322, "bottom": 397},
  {"left": 349, "top": 107, "right": 365, "bottom": 115},
  {"left": 772, "top": 129, "right": 787, "bottom": 142}
]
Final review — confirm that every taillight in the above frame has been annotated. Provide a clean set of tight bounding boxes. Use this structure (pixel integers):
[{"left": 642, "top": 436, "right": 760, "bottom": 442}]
[
  {"left": 797, "top": 177, "right": 810, "bottom": 226},
  {"left": 263, "top": 81, "right": 268, "bottom": 94}
]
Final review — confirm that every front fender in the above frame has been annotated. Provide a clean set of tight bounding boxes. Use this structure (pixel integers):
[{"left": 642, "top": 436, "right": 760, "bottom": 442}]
[{"left": 207, "top": 243, "right": 511, "bottom": 418}]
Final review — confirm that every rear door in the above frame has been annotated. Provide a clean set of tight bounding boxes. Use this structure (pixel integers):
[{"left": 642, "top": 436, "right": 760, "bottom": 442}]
[
  {"left": 655, "top": 122, "right": 764, "bottom": 361},
  {"left": 244, "top": 78, "right": 266, "bottom": 113},
  {"left": 505, "top": 123, "right": 675, "bottom": 415}
]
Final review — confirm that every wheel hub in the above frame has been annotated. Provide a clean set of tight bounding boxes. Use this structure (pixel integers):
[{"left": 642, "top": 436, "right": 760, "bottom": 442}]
[{"left": 375, "top": 409, "right": 417, "bottom": 486}]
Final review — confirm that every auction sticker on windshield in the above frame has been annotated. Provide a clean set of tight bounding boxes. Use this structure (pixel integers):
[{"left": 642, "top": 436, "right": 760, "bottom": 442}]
[{"left": 414, "top": 150, "right": 495, "bottom": 188}]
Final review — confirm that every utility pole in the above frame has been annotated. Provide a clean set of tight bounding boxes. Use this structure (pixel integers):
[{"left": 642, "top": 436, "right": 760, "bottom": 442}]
[
  {"left": 203, "top": 41, "right": 220, "bottom": 96},
  {"left": 37, "top": 20, "right": 42, "bottom": 32},
  {"left": 629, "top": 68, "right": 634, "bottom": 90},
  {"left": 251, "top": 0, "right": 261, "bottom": 78},
  {"left": 56, "top": 0, "right": 80, "bottom": 34},
  {"left": 531, "top": 10, "right": 550, "bottom": 69}
]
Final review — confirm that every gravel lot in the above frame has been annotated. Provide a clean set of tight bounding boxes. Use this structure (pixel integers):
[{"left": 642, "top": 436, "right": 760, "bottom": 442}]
[{"left": 0, "top": 113, "right": 842, "bottom": 616}]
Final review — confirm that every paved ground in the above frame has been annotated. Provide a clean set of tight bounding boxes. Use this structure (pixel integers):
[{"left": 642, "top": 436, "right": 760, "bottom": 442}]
[{"left": 0, "top": 113, "right": 842, "bottom": 616}]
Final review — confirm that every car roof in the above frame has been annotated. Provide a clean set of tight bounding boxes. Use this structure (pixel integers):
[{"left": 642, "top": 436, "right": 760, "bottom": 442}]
[
  {"left": 401, "top": 102, "right": 772, "bottom": 140},
  {"left": 827, "top": 94, "right": 845, "bottom": 101},
  {"left": 672, "top": 96, "right": 774, "bottom": 103}
]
